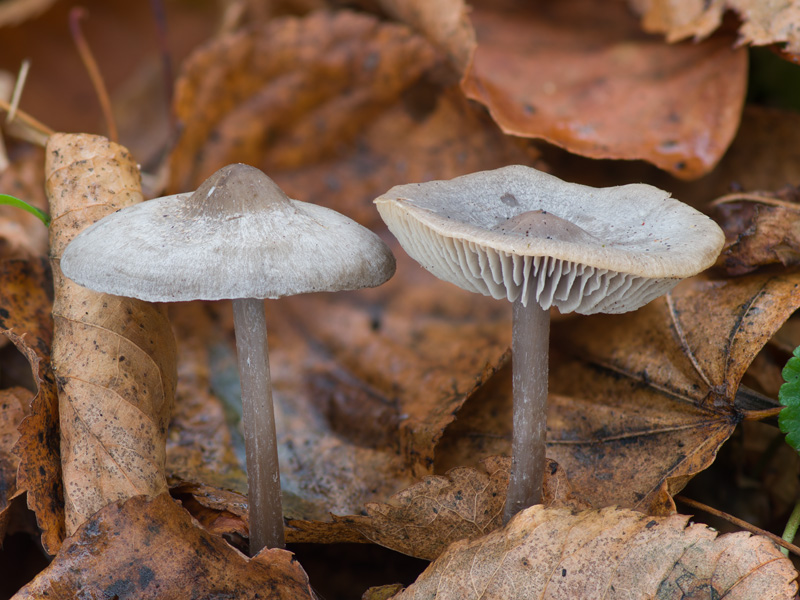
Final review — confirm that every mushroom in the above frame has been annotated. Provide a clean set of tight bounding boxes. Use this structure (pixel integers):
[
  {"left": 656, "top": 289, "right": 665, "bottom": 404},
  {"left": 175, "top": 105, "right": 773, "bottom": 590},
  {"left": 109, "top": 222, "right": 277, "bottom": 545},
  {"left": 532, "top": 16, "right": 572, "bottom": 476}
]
[
  {"left": 61, "top": 163, "right": 396, "bottom": 553},
  {"left": 374, "top": 165, "right": 724, "bottom": 522}
]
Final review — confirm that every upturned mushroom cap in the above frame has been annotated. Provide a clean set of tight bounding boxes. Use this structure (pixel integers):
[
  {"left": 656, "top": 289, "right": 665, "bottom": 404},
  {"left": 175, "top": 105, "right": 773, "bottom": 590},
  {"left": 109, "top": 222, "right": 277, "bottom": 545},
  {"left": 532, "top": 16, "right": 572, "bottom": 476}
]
[
  {"left": 62, "top": 164, "right": 396, "bottom": 301},
  {"left": 375, "top": 165, "right": 724, "bottom": 315}
]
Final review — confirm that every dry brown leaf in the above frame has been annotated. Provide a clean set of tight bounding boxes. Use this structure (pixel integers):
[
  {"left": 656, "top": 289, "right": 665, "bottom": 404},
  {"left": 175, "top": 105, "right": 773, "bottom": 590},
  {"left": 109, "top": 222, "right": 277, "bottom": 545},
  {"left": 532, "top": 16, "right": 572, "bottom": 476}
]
[
  {"left": 630, "top": 0, "right": 800, "bottom": 55},
  {"left": 461, "top": 0, "right": 747, "bottom": 179},
  {"left": 372, "top": 0, "right": 475, "bottom": 72},
  {"left": 166, "top": 249, "right": 511, "bottom": 544},
  {"left": 169, "top": 10, "right": 438, "bottom": 192},
  {"left": 165, "top": 302, "right": 246, "bottom": 492},
  {"left": 0, "top": 258, "right": 63, "bottom": 553},
  {"left": 333, "top": 456, "right": 589, "bottom": 561},
  {"left": 170, "top": 482, "right": 250, "bottom": 548},
  {"left": 393, "top": 505, "right": 798, "bottom": 599},
  {"left": 169, "top": 8, "right": 539, "bottom": 229},
  {"left": 270, "top": 249, "right": 510, "bottom": 524},
  {"left": 437, "top": 268, "right": 800, "bottom": 516},
  {"left": 364, "top": 584, "right": 404, "bottom": 600},
  {"left": 712, "top": 194, "right": 800, "bottom": 275},
  {"left": 12, "top": 493, "right": 317, "bottom": 600},
  {"left": 163, "top": 8, "right": 539, "bottom": 540},
  {"left": 0, "top": 386, "right": 29, "bottom": 538},
  {"left": 46, "top": 133, "right": 178, "bottom": 535}
]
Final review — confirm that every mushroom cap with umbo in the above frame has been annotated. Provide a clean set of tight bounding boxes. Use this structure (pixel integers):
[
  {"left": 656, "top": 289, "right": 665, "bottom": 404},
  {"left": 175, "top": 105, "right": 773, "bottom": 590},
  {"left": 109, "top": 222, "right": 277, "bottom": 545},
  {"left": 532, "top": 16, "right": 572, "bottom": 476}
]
[
  {"left": 61, "top": 164, "right": 396, "bottom": 302},
  {"left": 375, "top": 165, "right": 724, "bottom": 315}
]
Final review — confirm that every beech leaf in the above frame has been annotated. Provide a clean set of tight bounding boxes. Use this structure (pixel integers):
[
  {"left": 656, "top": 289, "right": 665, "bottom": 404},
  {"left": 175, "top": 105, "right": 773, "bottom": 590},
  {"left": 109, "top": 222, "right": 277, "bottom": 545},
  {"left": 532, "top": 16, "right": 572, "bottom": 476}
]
[
  {"left": 46, "top": 133, "right": 178, "bottom": 535},
  {"left": 393, "top": 506, "right": 798, "bottom": 600},
  {"left": 12, "top": 493, "right": 316, "bottom": 600},
  {"left": 629, "top": 0, "right": 800, "bottom": 56},
  {"left": 461, "top": 0, "right": 747, "bottom": 179},
  {"left": 333, "top": 456, "right": 589, "bottom": 561},
  {"left": 437, "top": 268, "right": 800, "bottom": 516}
]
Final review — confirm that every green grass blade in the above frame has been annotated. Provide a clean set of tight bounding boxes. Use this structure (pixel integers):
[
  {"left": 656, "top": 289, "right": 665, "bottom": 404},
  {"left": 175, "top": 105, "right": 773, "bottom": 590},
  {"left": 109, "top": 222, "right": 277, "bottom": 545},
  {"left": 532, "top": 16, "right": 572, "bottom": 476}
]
[{"left": 0, "top": 193, "right": 50, "bottom": 226}]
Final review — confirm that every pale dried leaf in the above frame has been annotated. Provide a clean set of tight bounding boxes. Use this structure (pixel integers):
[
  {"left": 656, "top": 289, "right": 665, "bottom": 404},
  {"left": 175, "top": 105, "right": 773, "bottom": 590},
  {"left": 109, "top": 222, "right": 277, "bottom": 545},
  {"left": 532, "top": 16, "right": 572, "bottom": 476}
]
[
  {"left": 46, "top": 133, "right": 178, "bottom": 535},
  {"left": 630, "top": 0, "right": 800, "bottom": 55},
  {"left": 336, "top": 456, "right": 589, "bottom": 560},
  {"left": 395, "top": 506, "right": 798, "bottom": 599}
]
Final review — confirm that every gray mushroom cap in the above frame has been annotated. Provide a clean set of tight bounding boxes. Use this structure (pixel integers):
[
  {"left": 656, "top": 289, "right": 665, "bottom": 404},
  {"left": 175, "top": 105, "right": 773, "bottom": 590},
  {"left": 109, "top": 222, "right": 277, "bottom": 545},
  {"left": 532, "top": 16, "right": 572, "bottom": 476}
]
[
  {"left": 375, "top": 165, "right": 724, "bottom": 315},
  {"left": 62, "top": 164, "right": 396, "bottom": 302}
]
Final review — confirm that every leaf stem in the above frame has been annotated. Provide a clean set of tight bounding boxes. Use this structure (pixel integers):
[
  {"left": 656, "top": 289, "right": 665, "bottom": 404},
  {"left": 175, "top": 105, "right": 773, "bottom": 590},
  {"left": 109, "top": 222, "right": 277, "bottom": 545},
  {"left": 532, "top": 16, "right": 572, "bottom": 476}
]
[
  {"left": 781, "top": 499, "right": 800, "bottom": 556},
  {"left": 0, "top": 193, "right": 50, "bottom": 226}
]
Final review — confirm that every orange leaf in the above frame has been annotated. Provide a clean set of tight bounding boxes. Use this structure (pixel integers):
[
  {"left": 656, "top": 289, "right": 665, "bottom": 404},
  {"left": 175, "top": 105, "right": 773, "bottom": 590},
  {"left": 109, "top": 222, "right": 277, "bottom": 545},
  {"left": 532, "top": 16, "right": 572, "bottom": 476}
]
[{"left": 461, "top": 0, "right": 747, "bottom": 179}]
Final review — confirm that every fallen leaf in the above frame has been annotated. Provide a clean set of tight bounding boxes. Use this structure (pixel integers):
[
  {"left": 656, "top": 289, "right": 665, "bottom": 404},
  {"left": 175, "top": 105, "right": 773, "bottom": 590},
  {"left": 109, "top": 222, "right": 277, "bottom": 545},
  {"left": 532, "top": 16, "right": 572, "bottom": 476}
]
[
  {"left": 371, "top": 0, "right": 475, "bottom": 71},
  {"left": 166, "top": 248, "right": 512, "bottom": 544},
  {"left": 629, "top": 0, "right": 800, "bottom": 56},
  {"left": 436, "top": 269, "right": 800, "bottom": 516},
  {"left": 46, "top": 133, "right": 178, "bottom": 535},
  {"left": 170, "top": 482, "right": 250, "bottom": 549},
  {"left": 712, "top": 194, "right": 800, "bottom": 275},
  {"left": 364, "top": 584, "right": 404, "bottom": 600},
  {"left": 393, "top": 505, "right": 798, "bottom": 599},
  {"left": 270, "top": 250, "right": 510, "bottom": 524},
  {"left": 461, "top": 0, "right": 747, "bottom": 179},
  {"left": 1, "top": 257, "right": 63, "bottom": 554},
  {"left": 0, "top": 386, "right": 29, "bottom": 539},
  {"left": 169, "top": 10, "right": 438, "bottom": 192},
  {"left": 334, "top": 456, "right": 589, "bottom": 561},
  {"left": 165, "top": 302, "right": 246, "bottom": 492},
  {"left": 12, "top": 493, "right": 317, "bottom": 600}
]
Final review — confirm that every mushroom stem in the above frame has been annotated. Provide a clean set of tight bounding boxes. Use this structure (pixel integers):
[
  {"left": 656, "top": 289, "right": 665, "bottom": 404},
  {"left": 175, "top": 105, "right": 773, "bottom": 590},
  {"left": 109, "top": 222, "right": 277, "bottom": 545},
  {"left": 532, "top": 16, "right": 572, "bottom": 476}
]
[
  {"left": 232, "top": 297, "right": 285, "bottom": 553},
  {"left": 504, "top": 297, "right": 550, "bottom": 523}
]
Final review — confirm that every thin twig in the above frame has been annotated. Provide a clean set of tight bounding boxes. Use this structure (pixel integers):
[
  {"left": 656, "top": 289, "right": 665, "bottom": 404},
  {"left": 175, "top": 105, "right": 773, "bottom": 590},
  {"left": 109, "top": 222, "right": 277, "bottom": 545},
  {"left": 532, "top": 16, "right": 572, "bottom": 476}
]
[
  {"left": 6, "top": 59, "right": 30, "bottom": 124},
  {"left": 69, "top": 7, "right": 118, "bottom": 142},
  {"left": 0, "top": 98, "right": 54, "bottom": 139},
  {"left": 676, "top": 495, "right": 800, "bottom": 557}
]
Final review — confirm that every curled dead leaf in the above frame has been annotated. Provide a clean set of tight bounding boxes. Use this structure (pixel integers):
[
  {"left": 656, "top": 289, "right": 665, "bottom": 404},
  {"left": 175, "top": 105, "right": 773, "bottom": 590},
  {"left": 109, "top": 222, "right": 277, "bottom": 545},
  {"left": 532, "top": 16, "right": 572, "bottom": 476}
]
[
  {"left": 629, "top": 0, "right": 800, "bottom": 56},
  {"left": 46, "top": 133, "right": 178, "bottom": 535},
  {"left": 1, "top": 257, "right": 63, "bottom": 554},
  {"left": 461, "top": 0, "right": 747, "bottom": 179},
  {"left": 712, "top": 193, "right": 800, "bottom": 275},
  {"left": 12, "top": 493, "right": 317, "bottom": 600},
  {"left": 393, "top": 505, "right": 798, "bottom": 599}
]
